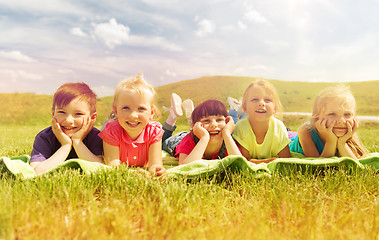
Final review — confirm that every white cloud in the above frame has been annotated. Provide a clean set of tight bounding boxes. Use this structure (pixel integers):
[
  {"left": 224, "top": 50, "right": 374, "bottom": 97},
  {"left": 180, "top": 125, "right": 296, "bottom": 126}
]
[
  {"left": 195, "top": 18, "right": 216, "bottom": 37},
  {"left": 70, "top": 27, "right": 87, "bottom": 37},
  {"left": 92, "top": 18, "right": 130, "bottom": 49},
  {"left": 165, "top": 69, "right": 177, "bottom": 77},
  {"left": 244, "top": 6, "right": 270, "bottom": 25},
  {"left": 0, "top": 0, "right": 87, "bottom": 16},
  {"left": 237, "top": 21, "right": 248, "bottom": 30},
  {"left": 0, "top": 69, "right": 43, "bottom": 81},
  {"left": 0, "top": 51, "right": 36, "bottom": 63},
  {"left": 265, "top": 40, "right": 289, "bottom": 52},
  {"left": 91, "top": 85, "right": 115, "bottom": 98},
  {"left": 232, "top": 64, "right": 271, "bottom": 77},
  {"left": 128, "top": 35, "right": 182, "bottom": 52},
  {"left": 91, "top": 18, "right": 182, "bottom": 51}
]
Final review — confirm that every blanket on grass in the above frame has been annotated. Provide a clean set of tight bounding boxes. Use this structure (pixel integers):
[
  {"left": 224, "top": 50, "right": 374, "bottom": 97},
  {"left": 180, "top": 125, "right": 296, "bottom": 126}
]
[{"left": 1, "top": 152, "right": 378, "bottom": 179}]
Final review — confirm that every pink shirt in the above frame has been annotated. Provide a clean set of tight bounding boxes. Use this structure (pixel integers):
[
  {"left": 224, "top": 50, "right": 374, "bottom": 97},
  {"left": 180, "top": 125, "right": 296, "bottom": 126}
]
[
  {"left": 99, "top": 120, "right": 163, "bottom": 167},
  {"left": 175, "top": 132, "right": 227, "bottom": 159}
]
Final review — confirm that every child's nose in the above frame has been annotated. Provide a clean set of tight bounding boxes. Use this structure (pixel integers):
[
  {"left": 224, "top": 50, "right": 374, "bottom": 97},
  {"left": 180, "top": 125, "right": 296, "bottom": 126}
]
[
  {"left": 209, "top": 120, "right": 217, "bottom": 128},
  {"left": 337, "top": 118, "right": 346, "bottom": 124},
  {"left": 130, "top": 111, "right": 138, "bottom": 118},
  {"left": 66, "top": 114, "right": 74, "bottom": 123}
]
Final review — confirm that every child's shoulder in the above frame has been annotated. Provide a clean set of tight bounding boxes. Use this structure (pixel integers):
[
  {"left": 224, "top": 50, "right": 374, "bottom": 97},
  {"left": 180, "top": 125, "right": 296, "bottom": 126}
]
[
  {"left": 35, "top": 126, "right": 53, "bottom": 138},
  {"left": 144, "top": 121, "right": 163, "bottom": 135},
  {"left": 147, "top": 121, "right": 162, "bottom": 128},
  {"left": 235, "top": 117, "right": 249, "bottom": 128},
  {"left": 297, "top": 122, "right": 312, "bottom": 133}
]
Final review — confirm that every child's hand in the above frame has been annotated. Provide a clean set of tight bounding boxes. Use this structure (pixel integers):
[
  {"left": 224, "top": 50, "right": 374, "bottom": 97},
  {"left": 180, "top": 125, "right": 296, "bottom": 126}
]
[
  {"left": 52, "top": 118, "right": 72, "bottom": 146},
  {"left": 315, "top": 118, "right": 337, "bottom": 142},
  {"left": 249, "top": 158, "right": 276, "bottom": 164},
  {"left": 149, "top": 165, "right": 167, "bottom": 177},
  {"left": 193, "top": 122, "right": 210, "bottom": 140},
  {"left": 222, "top": 116, "right": 235, "bottom": 136},
  {"left": 72, "top": 116, "right": 93, "bottom": 143},
  {"left": 338, "top": 117, "right": 358, "bottom": 143}
]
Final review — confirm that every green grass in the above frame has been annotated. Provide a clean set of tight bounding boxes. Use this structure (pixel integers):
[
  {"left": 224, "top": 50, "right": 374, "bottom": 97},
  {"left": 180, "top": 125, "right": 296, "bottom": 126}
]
[
  {"left": 1, "top": 122, "right": 379, "bottom": 239},
  {"left": 0, "top": 160, "right": 378, "bottom": 239},
  {"left": 1, "top": 77, "right": 379, "bottom": 239}
]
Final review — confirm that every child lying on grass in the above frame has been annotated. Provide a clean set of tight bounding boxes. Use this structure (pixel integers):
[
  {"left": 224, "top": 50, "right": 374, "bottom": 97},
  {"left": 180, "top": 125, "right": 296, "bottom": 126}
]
[
  {"left": 161, "top": 94, "right": 241, "bottom": 165},
  {"left": 30, "top": 83, "right": 103, "bottom": 174},
  {"left": 99, "top": 74, "right": 166, "bottom": 176}
]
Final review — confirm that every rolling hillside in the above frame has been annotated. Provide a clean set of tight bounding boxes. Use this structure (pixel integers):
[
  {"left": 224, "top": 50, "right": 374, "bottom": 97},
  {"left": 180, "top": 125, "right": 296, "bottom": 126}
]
[{"left": 1, "top": 76, "right": 379, "bottom": 126}]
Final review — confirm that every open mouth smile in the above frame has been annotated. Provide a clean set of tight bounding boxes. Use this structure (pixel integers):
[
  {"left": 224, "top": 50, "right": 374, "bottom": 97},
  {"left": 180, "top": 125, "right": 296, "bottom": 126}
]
[
  {"left": 255, "top": 109, "right": 266, "bottom": 113},
  {"left": 62, "top": 126, "right": 77, "bottom": 131},
  {"left": 127, "top": 122, "right": 140, "bottom": 128},
  {"left": 333, "top": 127, "right": 347, "bottom": 131},
  {"left": 209, "top": 131, "right": 221, "bottom": 137}
]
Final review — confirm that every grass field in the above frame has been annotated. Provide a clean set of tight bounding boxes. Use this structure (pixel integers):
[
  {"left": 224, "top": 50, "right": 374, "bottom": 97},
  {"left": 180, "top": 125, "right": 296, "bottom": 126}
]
[
  {"left": 1, "top": 77, "right": 379, "bottom": 239},
  {"left": 1, "top": 124, "right": 378, "bottom": 239}
]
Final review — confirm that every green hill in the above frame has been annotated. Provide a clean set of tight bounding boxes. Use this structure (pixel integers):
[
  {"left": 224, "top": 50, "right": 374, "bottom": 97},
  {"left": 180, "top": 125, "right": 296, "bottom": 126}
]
[
  {"left": 155, "top": 76, "right": 379, "bottom": 115},
  {"left": 1, "top": 76, "right": 378, "bottom": 126}
]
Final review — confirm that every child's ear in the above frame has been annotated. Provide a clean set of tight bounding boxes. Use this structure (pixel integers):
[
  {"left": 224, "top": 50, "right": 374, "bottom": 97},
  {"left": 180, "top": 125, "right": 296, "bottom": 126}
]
[
  {"left": 242, "top": 104, "right": 247, "bottom": 112},
  {"left": 150, "top": 109, "right": 155, "bottom": 120},
  {"left": 90, "top": 112, "right": 98, "bottom": 122}
]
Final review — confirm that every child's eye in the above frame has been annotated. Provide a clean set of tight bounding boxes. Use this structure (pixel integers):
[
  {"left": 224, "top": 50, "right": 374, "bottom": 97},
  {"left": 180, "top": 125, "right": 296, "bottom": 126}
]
[
  {"left": 265, "top": 98, "right": 272, "bottom": 102},
  {"left": 138, "top": 107, "right": 147, "bottom": 111},
  {"left": 122, "top": 106, "right": 129, "bottom": 110},
  {"left": 328, "top": 113, "right": 335, "bottom": 116},
  {"left": 202, "top": 120, "right": 210, "bottom": 124},
  {"left": 75, "top": 112, "right": 84, "bottom": 116},
  {"left": 57, "top": 110, "right": 65, "bottom": 114},
  {"left": 251, "top": 98, "right": 259, "bottom": 101},
  {"left": 344, "top": 113, "right": 352, "bottom": 118},
  {"left": 216, "top": 118, "right": 225, "bottom": 122}
]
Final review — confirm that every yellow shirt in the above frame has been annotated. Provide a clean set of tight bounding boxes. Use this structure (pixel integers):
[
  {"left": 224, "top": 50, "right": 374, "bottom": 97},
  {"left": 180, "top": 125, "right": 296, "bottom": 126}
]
[{"left": 233, "top": 117, "right": 291, "bottom": 159}]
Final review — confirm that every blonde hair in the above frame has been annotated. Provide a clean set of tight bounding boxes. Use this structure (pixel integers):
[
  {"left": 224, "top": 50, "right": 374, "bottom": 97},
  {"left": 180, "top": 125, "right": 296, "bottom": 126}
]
[
  {"left": 242, "top": 79, "right": 283, "bottom": 113},
  {"left": 113, "top": 73, "right": 161, "bottom": 120},
  {"left": 311, "top": 85, "right": 368, "bottom": 158}
]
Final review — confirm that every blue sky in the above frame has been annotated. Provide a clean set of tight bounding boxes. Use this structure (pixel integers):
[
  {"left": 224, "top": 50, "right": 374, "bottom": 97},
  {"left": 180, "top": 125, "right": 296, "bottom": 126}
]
[{"left": 1, "top": 0, "right": 379, "bottom": 97}]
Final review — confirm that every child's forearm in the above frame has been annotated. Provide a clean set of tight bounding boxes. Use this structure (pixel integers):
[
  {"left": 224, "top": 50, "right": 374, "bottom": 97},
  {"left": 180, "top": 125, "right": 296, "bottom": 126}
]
[
  {"left": 179, "top": 136, "right": 209, "bottom": 165},
  {"left": 108, "top": 159, "right": 121, "bottom": 166},
  {"left": 147, "top": 141, "right": 166, "bottom": 176},
  {"left": 277, "top": 145, "right": 291, "bottom": 158},
  {"left": 337, "top": 141, "right": 357, "bottom": 159},
  {"left": 320, "top": 139, "right": 337, "bottom": 158},
  {"left": 223, "top": 134, "right": 241, "bottom": 156},
  {"left": 30, "top": 144, "right": 71, "bottom": 174},
  {"left": 249, "top": 158, "right": 276, "bottom": 164},
  {"left": 72, "top": 140, "right": 103, "bottom": 163}
]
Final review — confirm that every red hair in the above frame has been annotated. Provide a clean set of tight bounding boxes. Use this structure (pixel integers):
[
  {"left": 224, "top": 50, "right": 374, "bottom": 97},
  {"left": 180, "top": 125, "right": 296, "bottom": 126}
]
[
  {"left": 52, "top": 82, "right": 97, "bottom": 113},
  {"left": 191, "top": 100, "right": 228, "bottom": 124}
]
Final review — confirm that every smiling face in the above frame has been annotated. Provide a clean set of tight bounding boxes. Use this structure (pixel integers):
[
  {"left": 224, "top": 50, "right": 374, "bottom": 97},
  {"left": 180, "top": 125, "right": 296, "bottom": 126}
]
[
  {"left": 243, "top": 85, "right": 276, "bottom": 123},
  {"left": 319, "top": 100, "right": 355, "bottom": 137},
  {"left": 53, "top": 98, "right": 93, "bottom": 137},
  {"left": 114, "top": 90, "right": 153, "bottom": 140},
  {"left": 199, "top": 115, "right": 226, "bottom": 142}
]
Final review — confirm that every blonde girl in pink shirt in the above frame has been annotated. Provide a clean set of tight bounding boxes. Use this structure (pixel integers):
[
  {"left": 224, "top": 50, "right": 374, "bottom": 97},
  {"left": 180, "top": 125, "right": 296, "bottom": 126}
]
[{"left": 99, "top": 74, "right": 166, "bottom": 176}]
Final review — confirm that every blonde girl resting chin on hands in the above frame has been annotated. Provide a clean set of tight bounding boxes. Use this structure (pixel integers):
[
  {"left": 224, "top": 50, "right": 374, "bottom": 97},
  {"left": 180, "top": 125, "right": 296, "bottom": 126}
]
[
  {"left": 232, "top": 80, "right": 292, "bottom": 164},
  {"left": 99, "top": 73, "right": 166, "bottom": 176},
  {"left": 289, "top": 85, "right": 368, "bottom": 159}
]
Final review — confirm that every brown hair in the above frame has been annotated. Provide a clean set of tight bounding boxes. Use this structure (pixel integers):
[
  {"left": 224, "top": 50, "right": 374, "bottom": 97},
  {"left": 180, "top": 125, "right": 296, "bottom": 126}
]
[
  {"left": 52, "top": 82, "right": 97, "bottom": 113},
  {"left": 191, "top": 99, "right": 228, "bottom": 124}
]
